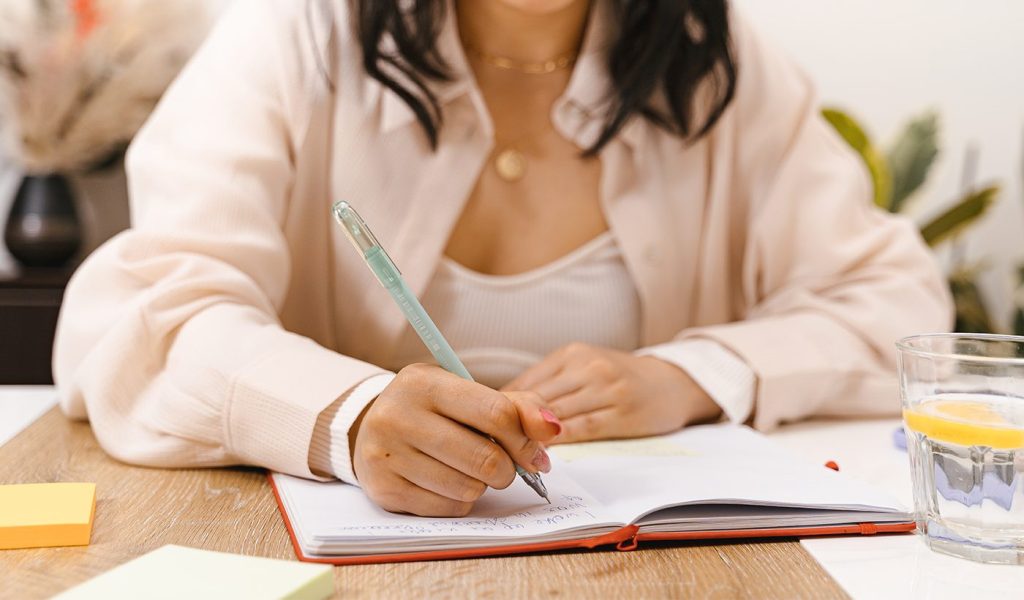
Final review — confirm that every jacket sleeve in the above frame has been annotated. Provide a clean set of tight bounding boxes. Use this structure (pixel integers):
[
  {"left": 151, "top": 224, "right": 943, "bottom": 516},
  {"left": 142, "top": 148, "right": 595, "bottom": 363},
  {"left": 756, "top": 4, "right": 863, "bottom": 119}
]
[
  {"left": 675, "top": 15, "right": 954, "bottom": 430},
  {"left": 52, "top": 0, "right": 386, "bottom": 478}
]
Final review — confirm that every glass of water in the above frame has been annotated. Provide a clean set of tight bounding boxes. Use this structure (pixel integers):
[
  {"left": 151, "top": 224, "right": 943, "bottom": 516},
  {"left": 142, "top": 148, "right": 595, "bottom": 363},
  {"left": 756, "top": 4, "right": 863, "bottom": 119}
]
[{"left": 898, "top": 333, "right": 1024, "bottom": 564}]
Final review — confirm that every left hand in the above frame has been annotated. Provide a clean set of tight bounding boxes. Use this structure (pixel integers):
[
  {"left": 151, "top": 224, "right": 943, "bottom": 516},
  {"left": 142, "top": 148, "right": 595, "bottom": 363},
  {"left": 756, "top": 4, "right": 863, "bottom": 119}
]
[{"left": 502, "top": 343, "right": 722, "bottom": 444}]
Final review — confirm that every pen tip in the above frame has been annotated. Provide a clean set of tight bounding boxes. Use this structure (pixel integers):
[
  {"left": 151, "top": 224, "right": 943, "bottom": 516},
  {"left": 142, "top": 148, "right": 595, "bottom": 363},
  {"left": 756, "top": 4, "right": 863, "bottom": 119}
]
[{"left": 545, "top": 497, "right": 551, "bottom": 504}]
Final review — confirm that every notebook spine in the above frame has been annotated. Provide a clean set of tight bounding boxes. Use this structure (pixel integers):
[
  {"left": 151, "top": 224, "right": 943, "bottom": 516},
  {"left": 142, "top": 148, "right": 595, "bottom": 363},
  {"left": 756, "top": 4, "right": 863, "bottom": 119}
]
[{"left": 615, "top": 531, "right": 640, "bottom": 552}]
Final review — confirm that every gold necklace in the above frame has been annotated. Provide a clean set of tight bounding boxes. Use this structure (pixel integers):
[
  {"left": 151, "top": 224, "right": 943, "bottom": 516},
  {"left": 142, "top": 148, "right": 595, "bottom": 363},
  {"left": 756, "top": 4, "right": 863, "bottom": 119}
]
[
  {"left": 494, "top": 148, "right": 528, "bottom": 182},
  {"left": 464, "top": 46, "right": 578, "bottom": 75},
  {"left": 492, "top": 121, "right": 556, "bottom": 182},
  {"left": 464, "top": 46, "right": 577, "bottom": 181}
]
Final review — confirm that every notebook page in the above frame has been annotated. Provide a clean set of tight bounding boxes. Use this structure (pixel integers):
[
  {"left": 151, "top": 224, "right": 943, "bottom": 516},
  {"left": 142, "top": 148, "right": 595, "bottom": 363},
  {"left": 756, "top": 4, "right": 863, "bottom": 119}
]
[
  {"left": 274, "top": 465, "right": 620, "bottom": 556},
  {"left": 550, "top": 425, "right": 906, "bottom": 526},
  {"left": 637, "top": 504, "right": 911, "bottom": 533}
]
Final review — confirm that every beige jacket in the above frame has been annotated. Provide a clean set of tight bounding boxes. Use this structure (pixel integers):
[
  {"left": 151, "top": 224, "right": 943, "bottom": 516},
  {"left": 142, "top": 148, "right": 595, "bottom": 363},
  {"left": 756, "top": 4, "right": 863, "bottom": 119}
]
[{"left": 53, "top": 0, "right": 952, "bottom": 479}]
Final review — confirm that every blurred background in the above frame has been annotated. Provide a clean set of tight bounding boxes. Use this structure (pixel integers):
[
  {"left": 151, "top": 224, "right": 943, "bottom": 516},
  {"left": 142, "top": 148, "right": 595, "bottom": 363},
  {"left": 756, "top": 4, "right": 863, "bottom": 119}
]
[
  {"left": 736, "top": 0, "right": 1024, "bottom": 333},
  {"left": 0, "top": 0, "right": 1022, "bottom": 384}
]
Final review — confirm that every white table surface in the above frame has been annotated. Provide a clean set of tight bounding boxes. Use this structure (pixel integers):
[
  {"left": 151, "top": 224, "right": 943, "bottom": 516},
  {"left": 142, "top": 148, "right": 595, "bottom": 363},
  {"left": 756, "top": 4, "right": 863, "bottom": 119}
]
[
  {"left": 0, "top": 385, "right": 57, "bottom": 447},
  {"left": 3, "top": 387, "right": 1023, "bottom": 597},
  {"left": 772, "top": 418, "right": 1024, "bottom": 599}
]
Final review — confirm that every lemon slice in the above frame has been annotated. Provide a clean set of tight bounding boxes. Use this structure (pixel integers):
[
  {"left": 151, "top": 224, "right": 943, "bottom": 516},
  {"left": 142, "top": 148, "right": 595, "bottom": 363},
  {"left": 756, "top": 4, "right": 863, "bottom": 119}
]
[{"left": 904, "top": 400, "right": 1024, "bottom": 449}]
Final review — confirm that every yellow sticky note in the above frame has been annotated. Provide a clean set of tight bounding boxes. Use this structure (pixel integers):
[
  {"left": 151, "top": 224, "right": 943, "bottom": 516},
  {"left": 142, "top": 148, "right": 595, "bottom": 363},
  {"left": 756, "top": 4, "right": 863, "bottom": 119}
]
[
  {"left": 55, "top": 545, "right": 334, "bottom": 600},
  {"left": 0, "top": 482, "right": 96, "bottom": 549}
]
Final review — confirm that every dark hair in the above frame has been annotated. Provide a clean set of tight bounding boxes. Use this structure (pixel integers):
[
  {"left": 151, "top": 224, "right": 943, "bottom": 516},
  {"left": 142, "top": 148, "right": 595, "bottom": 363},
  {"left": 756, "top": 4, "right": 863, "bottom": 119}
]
[{"left": 352, "top": 0, "right": 736, "bottom": 155}]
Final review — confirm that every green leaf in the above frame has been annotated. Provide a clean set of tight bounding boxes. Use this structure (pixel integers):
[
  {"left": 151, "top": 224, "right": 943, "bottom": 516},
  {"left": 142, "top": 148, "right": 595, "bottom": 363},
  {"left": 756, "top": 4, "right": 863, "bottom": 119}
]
[
  {"left": 887, "top": 112, "right": 940, "bottom": 212},
  {"left": 949, "top": 269, "right": 995, "bottom": 333},
  {"left": 822, "top": 108, "right": 893, "bottom": 210},
  {"left": 919, "top": 185, "right": 1000, "bottom": 247}
]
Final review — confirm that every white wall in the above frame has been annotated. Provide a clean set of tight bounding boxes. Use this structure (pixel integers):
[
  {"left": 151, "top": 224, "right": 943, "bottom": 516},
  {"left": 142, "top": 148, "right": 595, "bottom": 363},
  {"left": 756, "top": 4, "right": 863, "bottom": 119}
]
[
  {"left": 735, "top": 0, "right": 1024, "bottom": 329},
  {"left": 0, "top": 161, "right": 18, "bottom": 276}
]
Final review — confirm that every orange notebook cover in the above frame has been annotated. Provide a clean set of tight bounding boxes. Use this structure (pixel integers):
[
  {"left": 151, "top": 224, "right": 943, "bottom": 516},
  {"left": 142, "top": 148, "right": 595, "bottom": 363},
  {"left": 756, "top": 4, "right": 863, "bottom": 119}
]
[{"left": 267, "top": 425, "right": 915, "bottom": 565}]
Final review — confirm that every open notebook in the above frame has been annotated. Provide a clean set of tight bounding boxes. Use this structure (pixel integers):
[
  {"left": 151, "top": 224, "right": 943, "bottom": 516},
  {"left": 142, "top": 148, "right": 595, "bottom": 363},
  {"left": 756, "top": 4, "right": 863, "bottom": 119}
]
[{"left": 270, "top": 424, "right": 912, "bottom": 564}]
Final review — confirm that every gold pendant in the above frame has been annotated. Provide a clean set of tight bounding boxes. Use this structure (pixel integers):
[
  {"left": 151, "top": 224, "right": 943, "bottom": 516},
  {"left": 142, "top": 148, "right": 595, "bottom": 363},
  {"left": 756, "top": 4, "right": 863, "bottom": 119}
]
[{"left": 494, "top": 148, "right": 526, "bottom": 182}]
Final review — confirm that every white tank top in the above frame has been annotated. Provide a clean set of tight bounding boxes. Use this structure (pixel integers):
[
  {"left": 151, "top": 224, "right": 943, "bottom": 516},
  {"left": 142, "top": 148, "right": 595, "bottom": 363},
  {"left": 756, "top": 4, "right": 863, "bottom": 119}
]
[{"left": 387, "top": 232, "right": 642, "bottom": 388}]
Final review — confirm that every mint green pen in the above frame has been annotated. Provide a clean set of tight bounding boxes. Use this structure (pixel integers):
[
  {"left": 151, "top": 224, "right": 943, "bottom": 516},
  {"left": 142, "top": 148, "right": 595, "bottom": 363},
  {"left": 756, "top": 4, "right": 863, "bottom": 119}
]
[{"left": 331, "top": 201, "right": 549, "bottom": 503}]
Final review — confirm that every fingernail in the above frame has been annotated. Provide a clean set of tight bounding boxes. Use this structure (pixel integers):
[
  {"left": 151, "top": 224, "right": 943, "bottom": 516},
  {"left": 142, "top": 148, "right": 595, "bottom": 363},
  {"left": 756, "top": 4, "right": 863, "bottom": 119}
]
[
  {"left": 539, "top": 408, "right": 562, "bottom": 434},
  {"left": 532, "top": 447, "right": 552, "bottom": 473}
]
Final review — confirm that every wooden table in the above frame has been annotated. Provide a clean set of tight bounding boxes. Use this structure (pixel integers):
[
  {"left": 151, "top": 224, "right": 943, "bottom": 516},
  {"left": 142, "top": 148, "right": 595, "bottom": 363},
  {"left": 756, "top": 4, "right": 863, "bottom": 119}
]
[{"left": 1, "top": 409, "right": 848, "bottom": 599}]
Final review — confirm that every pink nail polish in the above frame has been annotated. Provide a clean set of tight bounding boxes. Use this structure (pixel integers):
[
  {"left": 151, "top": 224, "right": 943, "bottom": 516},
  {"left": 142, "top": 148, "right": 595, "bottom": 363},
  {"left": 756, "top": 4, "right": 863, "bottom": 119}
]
[
  {"left": 539, "top": 408, "right": 562, "bottom": 434},
  {"left": 532, "top": 447, "right": 552, "bottom": 473}
]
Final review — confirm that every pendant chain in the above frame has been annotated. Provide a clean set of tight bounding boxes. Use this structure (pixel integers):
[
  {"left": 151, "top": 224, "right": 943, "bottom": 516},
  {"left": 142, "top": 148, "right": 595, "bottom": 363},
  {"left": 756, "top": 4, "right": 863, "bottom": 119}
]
[
  {"left": 491, "top": 121, "right": 555, "bottom": 183},
  {"left": 462, "top": 45, "right": 579, "bottom": 181}
]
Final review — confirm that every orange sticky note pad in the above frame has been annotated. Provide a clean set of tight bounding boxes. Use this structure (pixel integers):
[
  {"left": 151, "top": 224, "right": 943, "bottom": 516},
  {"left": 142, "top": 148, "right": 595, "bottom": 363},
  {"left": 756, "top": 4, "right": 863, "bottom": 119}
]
[{"left": 0, "top": 482, "right": 96, "bottom": 549}]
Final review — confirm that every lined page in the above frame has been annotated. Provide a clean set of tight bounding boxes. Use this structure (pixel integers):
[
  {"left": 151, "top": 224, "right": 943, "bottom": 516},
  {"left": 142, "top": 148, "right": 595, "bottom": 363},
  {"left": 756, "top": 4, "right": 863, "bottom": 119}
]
[
  {"left": 273, "top": 425, "right": 907, "bottom": 557},
  {"left": 274, "top": 466, "right": 619, "bottom": 556}
]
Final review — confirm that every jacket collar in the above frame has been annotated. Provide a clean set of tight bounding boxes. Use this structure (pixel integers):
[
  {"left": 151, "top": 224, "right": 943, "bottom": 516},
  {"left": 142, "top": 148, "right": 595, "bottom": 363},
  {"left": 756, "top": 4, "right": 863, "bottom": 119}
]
[
  {"left": 379, "top": 0, "right": 474, "bottom": 133},
  {"left": 378, "top": 0, "right": 643, "bottom": 149}
]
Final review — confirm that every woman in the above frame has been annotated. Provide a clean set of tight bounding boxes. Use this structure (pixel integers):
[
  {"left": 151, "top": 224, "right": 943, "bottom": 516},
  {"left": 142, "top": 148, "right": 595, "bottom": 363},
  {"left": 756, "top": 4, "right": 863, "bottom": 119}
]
[{"left": 53, "top": 0, "right": 951, "bottom": 517}]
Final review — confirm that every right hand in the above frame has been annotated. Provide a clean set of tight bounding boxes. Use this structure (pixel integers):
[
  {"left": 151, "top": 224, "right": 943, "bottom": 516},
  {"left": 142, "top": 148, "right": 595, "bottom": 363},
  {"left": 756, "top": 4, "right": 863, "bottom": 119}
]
[{"left": 351, "top": 363, "right": 562, "bottom": 517}]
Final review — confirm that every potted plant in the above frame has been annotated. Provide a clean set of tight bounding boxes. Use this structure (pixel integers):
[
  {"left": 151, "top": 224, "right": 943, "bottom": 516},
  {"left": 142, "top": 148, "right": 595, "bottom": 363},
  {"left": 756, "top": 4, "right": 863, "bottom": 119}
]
[
  {"left": 0, "top": 0, "right": 222, "bottom": 268},
  {"left": 824, "top": 108, "right": 1002, "bottom": 333}
]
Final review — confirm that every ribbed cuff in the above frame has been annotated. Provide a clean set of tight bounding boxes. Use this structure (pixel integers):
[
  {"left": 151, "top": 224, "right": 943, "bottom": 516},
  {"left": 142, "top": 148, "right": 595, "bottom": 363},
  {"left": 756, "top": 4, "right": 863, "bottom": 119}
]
[
  {"left": 308, "top": 373, "right": 395, "bottom": 485},
  {"left": 637, "top": 339, "right": 757, "bottom": 424},
  {"left": 225, "top": 325, "right": 388, "bottom": 479}
]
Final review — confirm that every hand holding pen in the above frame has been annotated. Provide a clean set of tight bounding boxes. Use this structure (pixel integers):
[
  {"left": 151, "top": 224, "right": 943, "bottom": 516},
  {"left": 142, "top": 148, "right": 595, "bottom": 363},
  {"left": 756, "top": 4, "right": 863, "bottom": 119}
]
[
  {"left": 350, "top": 364, "right": 560, "bottom": 517},
  {"left": 333, "top": 201, "right": 557, "bottom": 517}
]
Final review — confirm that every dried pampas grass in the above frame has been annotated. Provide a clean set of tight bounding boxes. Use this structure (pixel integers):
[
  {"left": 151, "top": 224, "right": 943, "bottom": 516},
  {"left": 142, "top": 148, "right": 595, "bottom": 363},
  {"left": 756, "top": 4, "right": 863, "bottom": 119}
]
[{"left": 0, "top": 0, "right": 227, "bottom": 174}]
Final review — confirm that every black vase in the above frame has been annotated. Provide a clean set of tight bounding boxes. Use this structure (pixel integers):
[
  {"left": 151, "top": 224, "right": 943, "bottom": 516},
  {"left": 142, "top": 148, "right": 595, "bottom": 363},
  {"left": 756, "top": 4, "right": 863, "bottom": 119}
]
[{"left": 4, "top": 174, "right": 82, "bottom": 268}]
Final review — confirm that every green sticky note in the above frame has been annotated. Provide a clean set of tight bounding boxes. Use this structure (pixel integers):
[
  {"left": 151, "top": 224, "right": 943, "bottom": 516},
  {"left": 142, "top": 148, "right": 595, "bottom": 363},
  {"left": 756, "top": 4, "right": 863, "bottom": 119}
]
[{"left": 55, "top": 545, "right": 333, "bottom": 600}]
